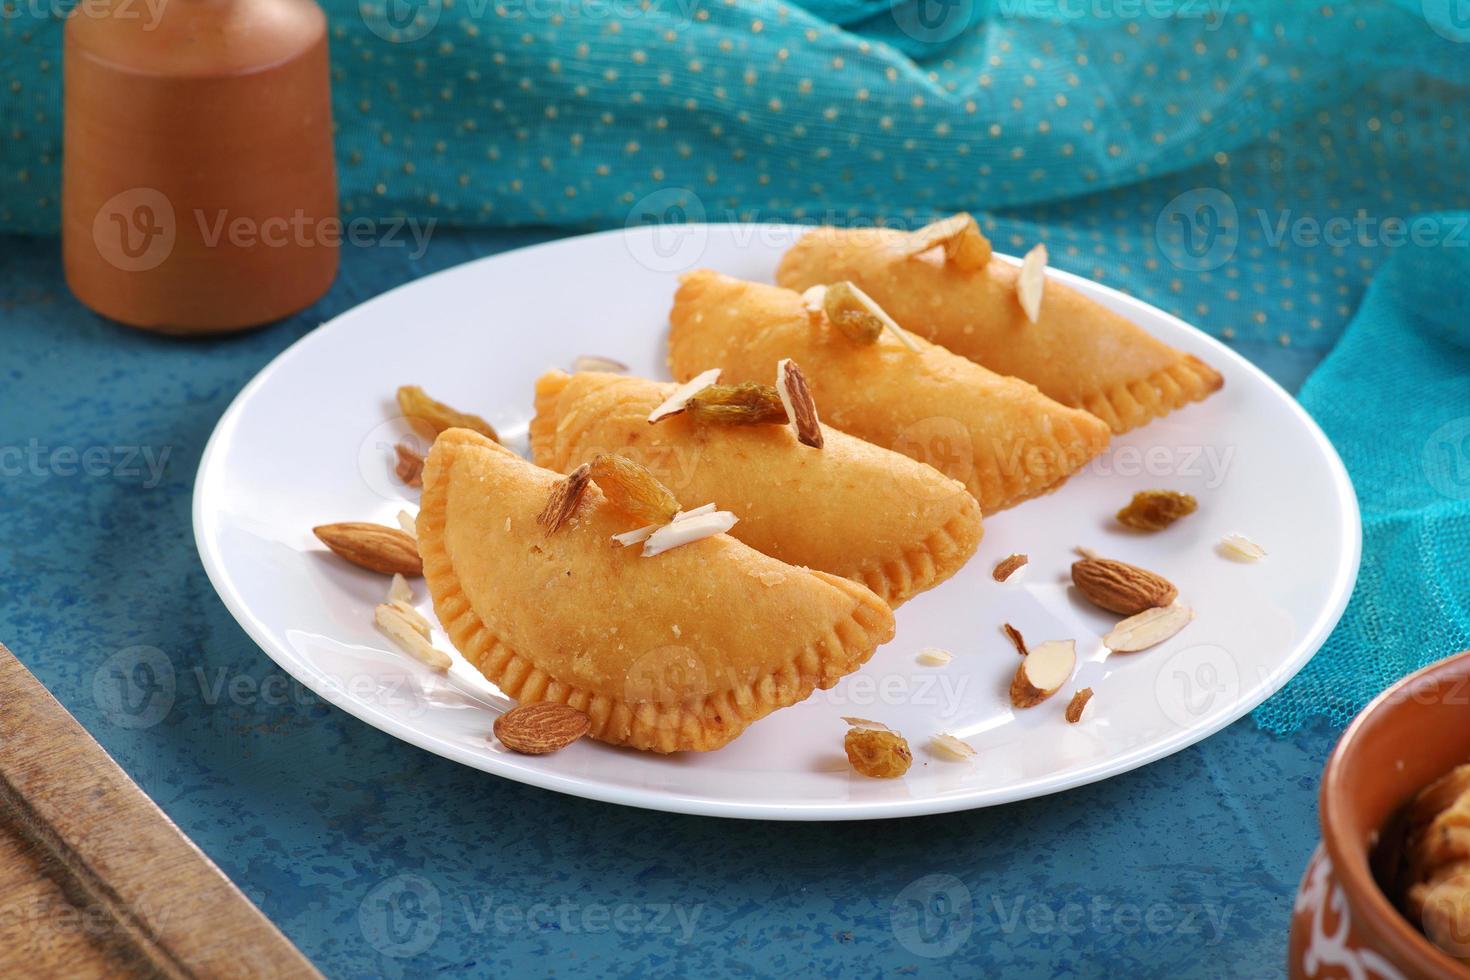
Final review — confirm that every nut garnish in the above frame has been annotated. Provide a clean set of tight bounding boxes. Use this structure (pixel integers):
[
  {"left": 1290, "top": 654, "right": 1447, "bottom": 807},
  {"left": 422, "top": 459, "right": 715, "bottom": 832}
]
[
  {"left": 314, "top": 522, "right": 422, "bottom": 576},
  {"left": 374, "top": 603, "right": 451, "bottom": 670},
  {"left": 589, "top": 454, "right": 680, "bottom": 525},
  {"left": 648, "top": 368, "right": 721, "bottom": 423},
  {"left": 396, "top": 509, "right": 417, "bottom": 540},
  {"left": 1117, "top": 490, "right": 1197, "bottom": 531},
  {"left": 686, "top": 382, "right": 788, "bottom": 425},
  {"left": 917, "top": 647, "right": 953, "bottom": 666},
  {"left": 1065, "top": 688, "right": 1094, "bottom": 723},
  {"left": 1002, "top": 623, "right": 1028, "bottom": 657},
  {"left": 387, "top": 573, "right": 414, "bottom": 604},
  {"left": 775, "top": 358, "right": 823, "bottom": 448},
  {"left": 1009, "top": 639, "right": 1077, "bottom": 708},
  {"left": 821, "top": 280, "right": 921, "bottom": 351},
  {"left": 1103, "top": 603, "right": 1194, "bottom": 652},
  {"left": 642, "top": 509, "right": 738, "bottom": 557},
  {"left": 537, "top": 462, "right": 592, "bottom": 533},
  {"left": 900, "top": 213, "right": 992, "bottom": 271},
  {"left": 992, "top": 553, "right": 1028, "bottom": 582},
  {"left": 1220, "top": 532, "right": 1267, "bottom": 562},
  {"left": 841, "top": 716, "right": 889, "bottom": 731},
  {"left": 1017, "top": 243, "right": 1048, "bottom": 323},
  {"left": 844, "top": 726, "right": 912, "bottom": 778},
  {"left": 928, "top": 733, "right": 977, "bottom": 761},
  {"left": 394, "top": 443, "right": 425, "bottom": 487},
  {"left": 493, "top": 702, "right": 591, "bottom": 755},
  {"left": 1071, "top": 556, "right": 1177, "bottom": 615},
  {"left": 397, "top": 385, "right": 498, "bottom": 442},
  {"left": 572, "top": 354, "right": 629, "bottom": 374},
  {"left": 384, "top": 599, "right": 432, "bottom": 639},
  {"left": 612, "top": 523, "right": 658, "bottom": 547}
]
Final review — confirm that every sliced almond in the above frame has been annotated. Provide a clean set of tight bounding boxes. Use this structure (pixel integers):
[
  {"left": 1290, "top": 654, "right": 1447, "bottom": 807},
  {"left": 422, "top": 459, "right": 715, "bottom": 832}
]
[
  {"left": 394, "top": 443, "right": 425, "bottom": 487},
  {"left": 674, "top": 503, "right": 716, "bottom": 521},
  {"left": 387, "top": 573, "right": 414, "bottom": 605},
  {"left": 314, "top": 522, "right": 422, "bottom": 576},
  {"left": 801, "top": 284, "right": 828, "bottom": 316},
  {"left": 396, "top": 509, "right": 418, "bottom": 540},
  {"left": 916, "top": 647, "right": 953, "bottom": 666},
  {"left": 1002, "top": 623, "right": 1028, "bottom": 657},
  {"left": 385, "top": 599, "right": 432, "bottom": 639},
  {"left": 642, "top": 510, "right": 738, "bottom": 557},
  {"left": 1220, "top": 532, "right": 1267, "bottom": 562},
  {"left": 1009, "top": 639, "right": 1076, "bottom": 708},
  {"left": 648, "top": 368, "right": 721, "bottom": 424},
  {"left": 374, "top": 603, "right": 451, "bottom": 670},
  {"left": 1017, "top": 243, "right": 1047, "bottom": 323},
  {"left": 775, "top": 358, "right": 823, "bottom": 448},
  {"left": 572, "top": 354, "right": 629, "bottom": 374},
  {"left": 928, "top": 733, "right": 977, "bottom": 761},
  {"left": 900, "top": 214, "right": 992, "bottom": 271},
  {"left": 1071, "top": 556, "right": 1177, "bottom": 615},
  {"left": 992, "top": 553, "right": 1028, "bottom": 582},
  {"left": 1104, "top": 603, "right": 1194, "bottom": 652},
  {"left": 612, "top": 523, "right": 659, "bottom": 547},
  {"left": 493, "top": 702, "right": 591, "bottom": 755},
  {"left": 537, "top": 462, "right": 592, "bottom": 533},
  {"left": 822, "top": 281, "right": 920, "bottom": 351},
  {"left": 841, "top": 716, "right": 890, "bottom": 731},
  {"left": 1065, "top": 687, "right": 1094, "bottom": 723}
]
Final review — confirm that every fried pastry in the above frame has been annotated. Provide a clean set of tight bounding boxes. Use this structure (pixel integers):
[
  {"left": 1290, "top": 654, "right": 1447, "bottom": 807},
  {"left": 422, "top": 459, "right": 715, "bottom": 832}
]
[
  {"left": 417, "top": 428, "right": 896, "bottom": 753},
  {"left": 530, "top": 369, "right": 984, "bottom": 606},
  {"left": 667, "top": 270, "right": 1111, "bottom": 513},
  {"left": 775, "top": 221, "right": 1223, "bottom": 432}
]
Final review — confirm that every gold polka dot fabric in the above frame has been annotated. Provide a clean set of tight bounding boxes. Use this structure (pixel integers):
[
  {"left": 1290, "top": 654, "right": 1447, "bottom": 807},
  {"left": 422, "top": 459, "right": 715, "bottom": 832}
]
[{"left": 3, "top": 2, "right": 1469, "bottom": 350}]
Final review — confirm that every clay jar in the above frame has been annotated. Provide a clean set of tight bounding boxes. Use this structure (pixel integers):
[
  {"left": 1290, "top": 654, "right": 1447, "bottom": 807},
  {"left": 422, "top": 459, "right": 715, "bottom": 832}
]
[
  {"left": 1290, "top": 649, "right": 1470, "bottom": 979},
  {"left": 63, "top": 0, "right": 338, "bottom": 334}
]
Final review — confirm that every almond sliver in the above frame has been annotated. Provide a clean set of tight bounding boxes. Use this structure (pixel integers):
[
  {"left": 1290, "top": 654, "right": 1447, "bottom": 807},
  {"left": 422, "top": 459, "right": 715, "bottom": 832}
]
[
  {"left": 1017, "top": 243, "right": 1047, "bottom": 323},
  {"left": 642, "top": 510, "right": 738, "bottom": 557},
  {"left": 648, "top": 368, "right": 721, "bottom": 423}
]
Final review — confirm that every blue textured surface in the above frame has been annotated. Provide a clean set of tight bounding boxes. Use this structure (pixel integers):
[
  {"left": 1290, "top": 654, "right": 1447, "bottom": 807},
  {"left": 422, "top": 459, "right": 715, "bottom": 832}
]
[{"left": 2, "top": 224, "right": 1337, "bottom": 978}]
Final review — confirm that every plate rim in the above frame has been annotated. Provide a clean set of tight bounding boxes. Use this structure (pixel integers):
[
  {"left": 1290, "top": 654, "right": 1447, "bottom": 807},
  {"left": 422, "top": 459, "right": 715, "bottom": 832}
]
[{"left": 193, "top": 222, "right": 1361, "bottom": 820}]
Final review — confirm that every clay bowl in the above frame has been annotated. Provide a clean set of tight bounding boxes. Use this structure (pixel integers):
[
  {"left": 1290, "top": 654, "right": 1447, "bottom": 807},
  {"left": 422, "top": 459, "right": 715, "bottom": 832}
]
[{"left": 1290, "top": 649, "right": 1470, "bottom": 979}]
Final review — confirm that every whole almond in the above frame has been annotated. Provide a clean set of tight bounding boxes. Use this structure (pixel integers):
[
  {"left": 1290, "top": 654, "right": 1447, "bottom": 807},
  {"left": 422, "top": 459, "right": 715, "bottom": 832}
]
[
  {"left": 1071, "top": 557, "right": 1176, "bottom": 615},
  {"left": 314, "top": 522, "right": 422, "bottom": 576},
  {"left": 493, "top": 702, "right": 591, "bottom": 755}
]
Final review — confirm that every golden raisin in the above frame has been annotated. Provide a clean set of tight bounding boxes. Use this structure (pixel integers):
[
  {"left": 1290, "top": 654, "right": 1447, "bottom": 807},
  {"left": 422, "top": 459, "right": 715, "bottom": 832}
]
[
  {"left": 844, "top": 727, "right": 912, "bottom": 779},
  {"left": 822, "top": 281, "right": 884, "bottom": 343},
  {"left": 685, "top": 383, "right": 788, "bottom": 425},
  {"left": 589, "top": 454, "right": 680, "bottom": 525},
  {"left": 1116, "top": 490, "right": 1198, "bottom": 531},
  {"left": 397, "top": 385, "right": 499, "bottom": 442}
]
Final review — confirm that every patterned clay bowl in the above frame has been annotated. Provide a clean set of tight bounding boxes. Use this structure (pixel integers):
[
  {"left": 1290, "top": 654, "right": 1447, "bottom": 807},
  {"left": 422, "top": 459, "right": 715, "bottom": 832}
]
[{"left": 1290, "top": 649, "right": 1470, "bottom": 979}]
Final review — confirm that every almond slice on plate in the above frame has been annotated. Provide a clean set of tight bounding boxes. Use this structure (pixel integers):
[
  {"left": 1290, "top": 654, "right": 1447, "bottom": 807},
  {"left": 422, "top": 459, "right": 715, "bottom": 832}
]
[
  {"left": 1009, "top": 639, "right": 1076, "bottom": 708},
  {"left": 387, "top": 573, "right": 414, "bottom": 605},
  {"left": 374, "top": 603, "right": 451, "bottom": 670},
  {"left": 648, "top": 368, "right": 721, "bottom": 423},
  {"left": 1220, "top": 532, "right": 1267, "bottom": 562},
  {"left": 1104, "top": 603, "right": 1194, "bottom": 652},
  {"left": 928, "top": 733, "right": 977, "bottom": 761},
  {"left": 1002, "top": 623, "right": 1028, "bottom": 657},
  {"left": 1017, "top": 243, "right": 1047, "bottom": 323},
  {"left": 1065, "top": 687, "right": 1094, "bottom": 723},
  {"left": 916, "top": 647, "right": 953, "bottom": 666},
  {"left": 992, "top": 553, "right": 1028, "bottom": 582},
  {"left": 396, "top": 509, "right": 418, "bottom": 540},
  {"left": 572, "top": 354, "right": 629, "bottom": 373},
  {"left": 775, "top": 358, "right": 823, "bottom": 448},
  {"left": 394, "top": 443, "right": 425, "bottom": 487}
]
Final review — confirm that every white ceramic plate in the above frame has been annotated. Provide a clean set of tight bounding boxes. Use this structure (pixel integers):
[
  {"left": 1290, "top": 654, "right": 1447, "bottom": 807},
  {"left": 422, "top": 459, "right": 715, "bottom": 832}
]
[{"left": 194, "top": 224, "right": 1359, "bottom": 820}]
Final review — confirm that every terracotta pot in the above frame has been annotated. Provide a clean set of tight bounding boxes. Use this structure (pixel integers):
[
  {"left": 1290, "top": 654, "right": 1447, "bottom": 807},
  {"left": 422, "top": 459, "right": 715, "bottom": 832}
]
[
  {"left": 62, "top": 0, "right": 338, "bottom": 334},
  {"left": 1290, "top": 650, "right": 1470, "bottom": 979}
]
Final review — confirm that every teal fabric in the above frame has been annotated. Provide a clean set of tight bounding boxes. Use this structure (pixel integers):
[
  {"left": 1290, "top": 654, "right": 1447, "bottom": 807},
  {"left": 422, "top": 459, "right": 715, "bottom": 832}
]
[{"left": 1254, "top": 215, "right": 1470, "bottom": 734}]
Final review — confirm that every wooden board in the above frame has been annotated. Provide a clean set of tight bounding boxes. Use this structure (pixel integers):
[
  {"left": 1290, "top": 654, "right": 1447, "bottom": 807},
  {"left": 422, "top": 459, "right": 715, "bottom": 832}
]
[{"left": 0, "top": 644, "right": 321, "bottom": 979}]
